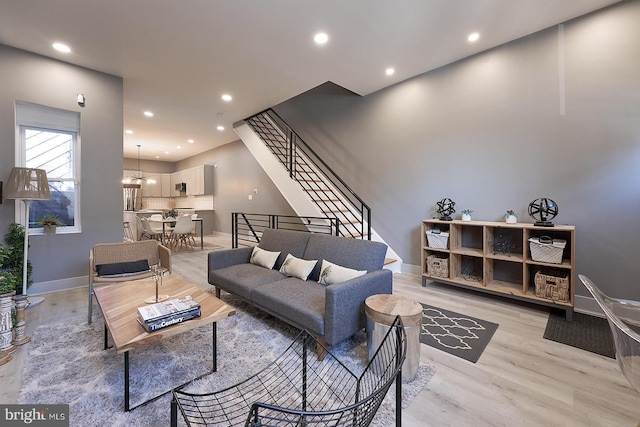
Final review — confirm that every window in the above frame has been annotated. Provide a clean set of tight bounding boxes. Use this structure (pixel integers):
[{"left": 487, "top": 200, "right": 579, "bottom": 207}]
[{"left": 15, "top": 102, "right": 80, "bottom": 234}]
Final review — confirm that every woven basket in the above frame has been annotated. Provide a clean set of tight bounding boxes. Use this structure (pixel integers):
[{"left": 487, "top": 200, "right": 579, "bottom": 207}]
[
  {"left": 529, "top": 237, "right": 566, "bottom": 264},
  {"left": 427, "top": 255, "right": 449, "bottom": 278},
  {"left": 426, "top": 230, "right": 449, "bottom": 249},
  {"left": 534, "top": 269, "right": 569, "bottom": 302}
]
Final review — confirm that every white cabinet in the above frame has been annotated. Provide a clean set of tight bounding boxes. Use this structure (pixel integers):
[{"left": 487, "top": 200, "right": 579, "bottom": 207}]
[
  {"left": 171, "top": 170, "right": 185, "bottom": 196},
  {"left": 141, "top": 172, "right": 161, "bottom": 197},
  {"left": 183, "top": 167, "right": 196, "bottom": 196},
  {"left": 191, "top": 165, "right": 214, "bottom": 195},
  {"left": 161, "top": 174, "right": 172, "bottom": 197}
]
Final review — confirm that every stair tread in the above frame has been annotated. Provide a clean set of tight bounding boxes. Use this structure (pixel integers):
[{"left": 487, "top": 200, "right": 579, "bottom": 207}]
[{"left": 384, "top": 258, "right": 397, "bottom": 265}]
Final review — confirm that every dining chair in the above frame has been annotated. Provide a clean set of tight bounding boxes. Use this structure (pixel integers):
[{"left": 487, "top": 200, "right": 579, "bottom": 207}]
[
  {"left": 170, "top": 216, "right": 195, "bottom": 251},
  {"left": 141, "top": 217, "right": 163, "bottom": 241}
]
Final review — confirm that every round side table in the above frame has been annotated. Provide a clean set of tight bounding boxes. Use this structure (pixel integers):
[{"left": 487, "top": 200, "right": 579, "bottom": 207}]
[{"left": 364, "top": 294, "right": 422, "bottom": 383}]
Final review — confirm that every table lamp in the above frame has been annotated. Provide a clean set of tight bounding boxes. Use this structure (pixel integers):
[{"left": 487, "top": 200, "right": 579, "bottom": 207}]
[{"left": 4, "top": 167, "right": 51, "bottom": 307}]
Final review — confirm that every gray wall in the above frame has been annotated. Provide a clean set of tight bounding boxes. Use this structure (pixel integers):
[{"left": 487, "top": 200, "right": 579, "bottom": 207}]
[
  {"left": 273, "top": 1, "right": 640, "bottom": 300},
  {"left": 0, "top": 44, "right": 123, "bottom": 290},
  {"left": 176, "top": 139, "right": 297, "bottom": 233}
]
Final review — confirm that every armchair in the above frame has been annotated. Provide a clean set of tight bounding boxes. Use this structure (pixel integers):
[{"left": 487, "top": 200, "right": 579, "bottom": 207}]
[{"left": 88, "top": 240, "right": 171, "bottom": 324}]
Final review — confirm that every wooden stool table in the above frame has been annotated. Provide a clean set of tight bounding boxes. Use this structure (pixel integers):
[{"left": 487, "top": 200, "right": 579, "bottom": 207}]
[{"left": 365, "top": 294, "right": 423, "bottom": 382}]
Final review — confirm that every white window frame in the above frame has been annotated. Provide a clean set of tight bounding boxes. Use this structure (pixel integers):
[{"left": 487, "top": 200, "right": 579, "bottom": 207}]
[{"left": 15, "top": 102, "right": 81, "bottom": 235}]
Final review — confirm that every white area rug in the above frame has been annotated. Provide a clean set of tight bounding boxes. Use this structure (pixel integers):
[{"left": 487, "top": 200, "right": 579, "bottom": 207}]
[{"left": 19, "top": 294, "right": 434, "bottom": 426}]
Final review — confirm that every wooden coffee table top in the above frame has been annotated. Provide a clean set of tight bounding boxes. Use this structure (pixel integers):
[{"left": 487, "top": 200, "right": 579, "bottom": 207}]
[{"left": 94, "top": 274, "right": 236, "bottom": 354}]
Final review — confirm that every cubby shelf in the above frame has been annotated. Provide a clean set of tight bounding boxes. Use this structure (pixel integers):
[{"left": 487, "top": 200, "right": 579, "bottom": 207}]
[{"left": 421, "top": 219, "right": 575, "bottom": 320}]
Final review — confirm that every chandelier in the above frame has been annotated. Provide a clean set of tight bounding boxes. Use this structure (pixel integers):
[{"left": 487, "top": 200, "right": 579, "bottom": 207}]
[{"left": 122, "top": 144, "right": 156, "bottom": 184}]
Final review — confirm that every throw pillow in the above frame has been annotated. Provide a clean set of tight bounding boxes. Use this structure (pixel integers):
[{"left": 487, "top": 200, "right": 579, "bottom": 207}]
[
  {"left": 96, "top": 259, "right": 150, "bottom": 277},
  {"left": 279, "top": 254, "right": 317, "bottom": 281},
  {"left": 318, "top": 260, "right": 366, "bottom": 286},
  {"left": 250, "top": 246, "right": 280, "bottom": 269}
]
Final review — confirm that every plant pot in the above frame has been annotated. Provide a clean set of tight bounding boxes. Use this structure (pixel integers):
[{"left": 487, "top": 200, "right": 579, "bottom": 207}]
[
  {"left": 461, "top": 214, "right": 472, "bottom": 222},
  {"left": 43, "top": 224, "right": 57, "bottom": 234},
  {"left": 506, "top": 215, "right": 518, "bottom": 224}
]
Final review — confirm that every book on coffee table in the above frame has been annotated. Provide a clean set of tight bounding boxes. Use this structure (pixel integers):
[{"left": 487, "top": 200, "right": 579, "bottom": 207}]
[
  {"left": 137, "top": 307, "right": 202, "bottom": 332},
  {"left": 137, "top": 295, "right": 200, "bottom": 323}
]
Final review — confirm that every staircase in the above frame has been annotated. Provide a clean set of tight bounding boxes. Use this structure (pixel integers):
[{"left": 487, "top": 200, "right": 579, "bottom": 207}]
[{"left": 235, "top": 109, "right": 402, "bottom": 272}]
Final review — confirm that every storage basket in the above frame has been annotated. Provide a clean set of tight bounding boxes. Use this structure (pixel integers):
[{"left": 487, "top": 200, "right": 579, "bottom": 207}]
[
  {"left": 426, "top": 230, "right": 449, "bottom": 249},
  {"left": 427, "top": 255, "right": 449, "bottom": 278},
  {"left": 534, "top": 269, "right": 569, "bottom": 302},
  {"left": 529, "top": 236, "right": 566, "bottom": 264}
]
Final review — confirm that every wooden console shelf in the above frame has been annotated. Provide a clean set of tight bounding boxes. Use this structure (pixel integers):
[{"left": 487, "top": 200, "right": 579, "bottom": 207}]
[{"left": 421, "top": 219, "right": 575, "bottom": 320}]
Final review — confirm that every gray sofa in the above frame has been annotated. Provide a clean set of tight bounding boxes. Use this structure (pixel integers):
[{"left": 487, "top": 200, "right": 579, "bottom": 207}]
[{"left": 208, "top": 229, "right": 392, "bottom": 352}]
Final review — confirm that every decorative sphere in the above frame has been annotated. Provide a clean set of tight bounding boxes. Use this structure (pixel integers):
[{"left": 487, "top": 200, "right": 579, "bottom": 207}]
[
  {"left": 528, "top": 198, "right": 558, "bottom": 224},
  {"left": 436, "top": 198, "right": 456, "bottom": 219}
]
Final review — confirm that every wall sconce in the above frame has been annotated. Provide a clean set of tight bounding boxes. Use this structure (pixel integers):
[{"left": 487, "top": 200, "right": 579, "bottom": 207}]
[{"left": 77, "top": 93, "right": 85, "bottom": 107}]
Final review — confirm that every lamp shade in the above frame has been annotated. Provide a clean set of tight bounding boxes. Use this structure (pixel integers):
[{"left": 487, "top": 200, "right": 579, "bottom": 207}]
[{"left": 4, "top": 167, "right": 51, "bottom": 200}]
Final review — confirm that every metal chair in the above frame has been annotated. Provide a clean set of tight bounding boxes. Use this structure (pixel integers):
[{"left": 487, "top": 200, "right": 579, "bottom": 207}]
[
  {"left": 171, "top": 316, "right": 407, "bottom": 427},
  {"left": 579, "top": 274, "right": 640, "bottom": 392}
]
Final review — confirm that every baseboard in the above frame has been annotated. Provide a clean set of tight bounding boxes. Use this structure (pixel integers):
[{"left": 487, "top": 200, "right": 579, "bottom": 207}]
[
  {"left": 28, "top": 275, "right": 88, "bottom": 296},
  {"left": 402, "top": 263, "right": 421, "bottom": 276}
]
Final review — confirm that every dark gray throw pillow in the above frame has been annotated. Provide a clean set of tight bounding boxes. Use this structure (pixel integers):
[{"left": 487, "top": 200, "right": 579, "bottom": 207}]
[{"left": 96, "top": 259, "right": 150, "bottom": 277}]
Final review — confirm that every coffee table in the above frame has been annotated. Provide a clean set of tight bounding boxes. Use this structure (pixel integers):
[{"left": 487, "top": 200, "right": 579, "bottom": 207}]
[{"left": 94, "top": 273, "right": 236, "bottom": 411}]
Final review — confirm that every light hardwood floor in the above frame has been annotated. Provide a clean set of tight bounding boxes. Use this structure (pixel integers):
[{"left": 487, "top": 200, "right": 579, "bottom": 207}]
[{"left": 1, "top": 235, "right": 639, "bottom": 426}]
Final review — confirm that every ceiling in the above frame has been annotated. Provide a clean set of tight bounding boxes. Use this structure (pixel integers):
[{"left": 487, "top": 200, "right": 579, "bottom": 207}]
[{"left": 0, "top": 0, "right": 620, "bottom": 162}]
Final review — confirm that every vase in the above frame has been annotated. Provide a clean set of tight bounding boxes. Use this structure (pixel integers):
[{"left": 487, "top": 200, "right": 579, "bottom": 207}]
[
  {"left": 461, "top": 214, "right": 472, "bottom": 222},
  {"left": 506, "top": 215, "right": 517, "bottom": 224},
  {"left": 0, "top": 291, "right": 16, "bottom": 354}
]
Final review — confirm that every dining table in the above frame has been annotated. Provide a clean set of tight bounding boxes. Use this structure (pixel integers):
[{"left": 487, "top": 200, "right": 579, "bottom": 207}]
[{"left": 148, "top": 217, "right": 204, "bottom": 249}]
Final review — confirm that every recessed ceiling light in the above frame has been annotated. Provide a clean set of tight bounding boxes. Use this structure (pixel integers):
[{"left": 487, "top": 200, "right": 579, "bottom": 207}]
[
  {"left": 221, "top": 94, "right": 232, "bottom": 102},
  {"left": 468, "top": 32, "right": 480, "bottom": 42},
  {"left": 125, "top": 129, "right": 133, "bottom": 134},
  {"left": 385, "top": 68, "right": 395, "bottom": 76},
  {"left": 143, "top": 111, "right": 154, "bottom": 117},
  {"left": 165, "top": 151, "right": 169, "bottom": 154},
  {"left": 176, "top": 145, "right": 182, "bottom": 149},
  {"left": 314, "top": 32, "right": 329, "bottom": 45},
  {"left": 155, "top": 155, "right": 160, "bottom": 159},
  {"left": 217, "top": 125, "right": 225, "bottom": 131},
  {"left": 52, "top": 42, "right": 71, "bottom": 53},
  {"left": 187, "top": 139, "right": 194, "bottom": 143}
]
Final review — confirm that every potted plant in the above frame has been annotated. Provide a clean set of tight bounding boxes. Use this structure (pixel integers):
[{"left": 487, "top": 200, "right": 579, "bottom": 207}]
[
  {"left": 37, "top": 215, "right": 63, "bottom": 234},
  {"left": 460, "top": 209, "right": 473, "bottom": 222},
  {"left": 504, "top": 210, "right": 518, "bottom": 224}
]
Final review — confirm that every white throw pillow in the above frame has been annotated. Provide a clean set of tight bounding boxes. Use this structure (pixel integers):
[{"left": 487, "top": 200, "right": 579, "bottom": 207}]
[
  {"left": 279, "top": 254, "right": 317, "bottom": 281},
  {"left": 250, "top": 246, "right": 280, "bottom": 269},
  {"left": 318, "top": 260, "right": 366, "bottom": 286}
]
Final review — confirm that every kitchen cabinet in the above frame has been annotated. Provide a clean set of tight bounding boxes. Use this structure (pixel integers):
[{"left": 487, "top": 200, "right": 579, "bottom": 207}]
[{"left": 161, "top": 174, "right": 172, "bottom": 197}]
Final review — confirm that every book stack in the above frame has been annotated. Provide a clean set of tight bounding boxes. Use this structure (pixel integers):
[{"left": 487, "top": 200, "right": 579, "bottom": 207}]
[{"left": 137, "top": 295, "right": 201, "bottom": 333}]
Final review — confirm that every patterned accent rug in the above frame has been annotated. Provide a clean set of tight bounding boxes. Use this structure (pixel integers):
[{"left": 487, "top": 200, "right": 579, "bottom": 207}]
[
  {"left": 543, "top": 308, "right": 615, "bottom": 358},
  {"left": 420, "top": 303, "right": 498, "bottom": 363},
  {"left": 19, "top": 294, "right": 435, "bottom": 426}
]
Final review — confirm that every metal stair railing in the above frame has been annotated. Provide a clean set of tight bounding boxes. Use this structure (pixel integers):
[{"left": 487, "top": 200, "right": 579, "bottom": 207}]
[
  {"left": 232, "top": 212, "right": 340, "bottom": 248},
  {"left": 245, "top": 109, "right": 371, "bottom": 240}
]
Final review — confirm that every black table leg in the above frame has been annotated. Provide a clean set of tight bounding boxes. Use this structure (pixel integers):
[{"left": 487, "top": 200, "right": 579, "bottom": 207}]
[
  {"left": 212, "top": 322, "right": 217, "bottom": 372},
  {"left": 124, "top": 351, "right": 130, "bottom": 412}
]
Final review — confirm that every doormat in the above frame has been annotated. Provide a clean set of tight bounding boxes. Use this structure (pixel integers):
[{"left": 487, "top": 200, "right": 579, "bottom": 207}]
[
  {"left": 543, "top": 308, "right": 615, "bottom": 358},
  {"left": 420, "top": 303, "right": 498, "bottom": 363}
]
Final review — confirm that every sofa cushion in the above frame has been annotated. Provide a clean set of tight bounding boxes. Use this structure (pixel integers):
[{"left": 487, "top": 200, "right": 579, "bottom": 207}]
[
  {"left": 249, "top": 246, "right": 280, "bottom": 269},
  {"left": 317, "top": 260, "right": 366, "bottom": 286},
  {"left": 252, "top": 278, "right": 326, "bottom": 336},
  {"left": 303, "top": 234, "right": 388, "bottom": 281},
  {"left": 279, "top": 254, "right": 317, "bottom": 280},
  {"left": 209, "top": 264, "right": 287, "bottom": 300},
  {"left": 259, "top": 229, "right": 311, "bottom": 270}
]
